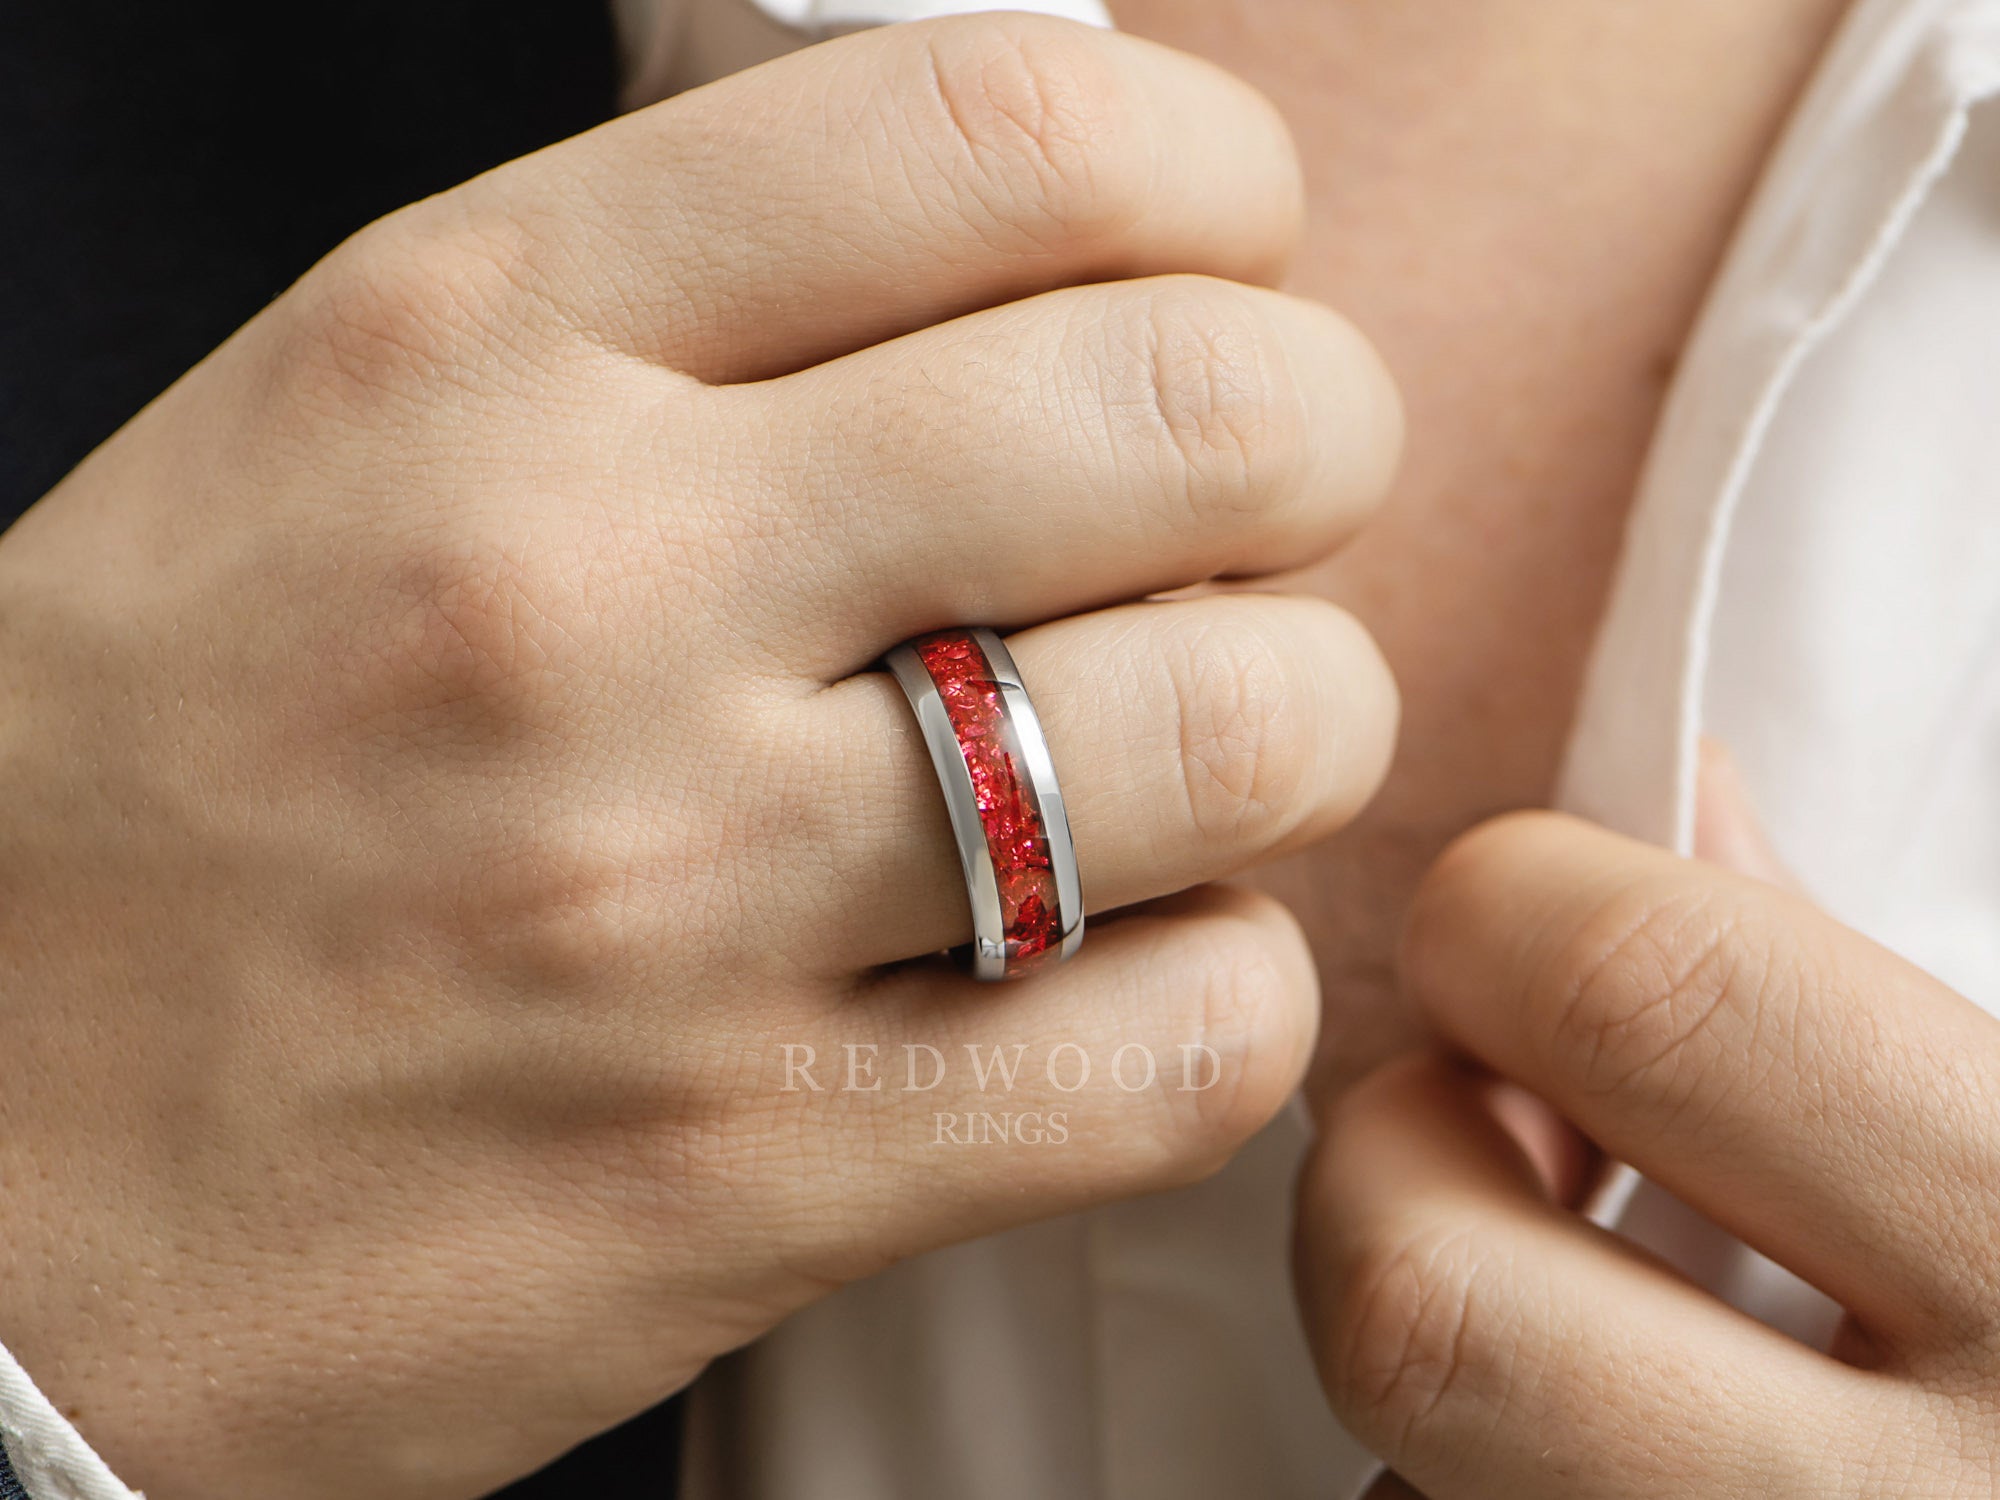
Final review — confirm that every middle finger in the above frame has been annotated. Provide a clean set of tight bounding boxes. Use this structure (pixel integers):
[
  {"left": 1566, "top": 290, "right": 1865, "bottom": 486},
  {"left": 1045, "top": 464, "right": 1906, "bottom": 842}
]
[{"left": 732, "top": 274, "right": 1401, "bottom": 679}]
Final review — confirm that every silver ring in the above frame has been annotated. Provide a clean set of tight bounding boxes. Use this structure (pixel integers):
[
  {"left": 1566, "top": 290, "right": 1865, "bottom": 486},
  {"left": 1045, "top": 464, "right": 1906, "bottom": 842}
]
[{"left": 886, "top": 627, "right": 1084, "bottom": 981}]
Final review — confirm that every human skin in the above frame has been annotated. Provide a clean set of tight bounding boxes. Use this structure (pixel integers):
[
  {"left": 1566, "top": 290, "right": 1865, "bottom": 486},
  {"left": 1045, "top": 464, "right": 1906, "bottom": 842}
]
[
  {"left": 1099, "top": 3, "right": 2000, "bottom": 1493},
  {"left": 9, "top": 2, "right": 1955, "bottom": 1496},
  {"left": 1299, "top": 773, "right": 2000, "bottom": 1498},
  {"left": 0, "top": 18, "right": 1406, "bottom": 1496},
  {"left": 1109, "top": 0, "right": 1856, "bottom": 1087}
]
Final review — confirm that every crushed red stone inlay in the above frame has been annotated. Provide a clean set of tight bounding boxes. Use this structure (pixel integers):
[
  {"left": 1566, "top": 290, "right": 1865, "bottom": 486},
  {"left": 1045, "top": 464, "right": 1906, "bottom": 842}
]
[{"left": 913, "top": 631, "right": 1061, "bottom": 968}]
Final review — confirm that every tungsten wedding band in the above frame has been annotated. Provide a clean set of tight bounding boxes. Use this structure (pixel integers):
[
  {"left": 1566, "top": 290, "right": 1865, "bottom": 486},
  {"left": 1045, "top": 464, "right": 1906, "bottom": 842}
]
[{"left": 885, "top": 627, "right": 1084, "bottom": 981}]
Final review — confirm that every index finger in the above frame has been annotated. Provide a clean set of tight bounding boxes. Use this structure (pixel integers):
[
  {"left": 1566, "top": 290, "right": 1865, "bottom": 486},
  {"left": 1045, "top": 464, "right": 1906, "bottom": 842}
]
[
  {"left": 444, "top": 13, "right": 1306, "bottom": 382},
  {"left": 1400, "top": 811, "right": 2000, "bottom": 1357}
]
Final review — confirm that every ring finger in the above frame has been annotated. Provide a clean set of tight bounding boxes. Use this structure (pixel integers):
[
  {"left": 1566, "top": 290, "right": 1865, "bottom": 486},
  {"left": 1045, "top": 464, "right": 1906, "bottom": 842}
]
[{"left": 788, "top": 590, "right": 1397, "bottom": 973}]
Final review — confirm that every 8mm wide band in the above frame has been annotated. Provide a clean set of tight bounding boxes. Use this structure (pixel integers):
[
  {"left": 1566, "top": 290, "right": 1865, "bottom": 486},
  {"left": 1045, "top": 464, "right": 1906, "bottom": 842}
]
[{"left": 885, "top": 627, "right": 1084, "bottom": 981}]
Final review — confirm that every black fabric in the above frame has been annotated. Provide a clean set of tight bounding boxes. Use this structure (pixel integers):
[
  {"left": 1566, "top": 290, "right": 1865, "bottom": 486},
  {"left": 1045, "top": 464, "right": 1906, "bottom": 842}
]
[
  {"left": 0, "top": 3, "right": 684, "bottom": 1495},
  {"left": 0, "top": 0, "right": 617, "bottom": 520},
  {"left": 490, "top": 1398, "right": 688, "bottom": 1500},
  {"left": 0, "top": 1434, "right": 30, "bottom": 1500}
]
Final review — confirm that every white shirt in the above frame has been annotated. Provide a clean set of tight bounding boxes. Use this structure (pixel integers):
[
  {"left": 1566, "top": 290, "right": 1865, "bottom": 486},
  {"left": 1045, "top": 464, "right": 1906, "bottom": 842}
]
[{"left": 5, "top": 0, "right": 1997, "bottom": 1495}]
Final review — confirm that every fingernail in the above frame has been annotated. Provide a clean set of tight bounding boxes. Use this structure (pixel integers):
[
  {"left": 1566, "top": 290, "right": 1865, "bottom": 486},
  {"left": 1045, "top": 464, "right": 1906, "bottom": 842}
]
[{"left": 1483, "top": 1079, "right": 1597, "bottom": 1208}]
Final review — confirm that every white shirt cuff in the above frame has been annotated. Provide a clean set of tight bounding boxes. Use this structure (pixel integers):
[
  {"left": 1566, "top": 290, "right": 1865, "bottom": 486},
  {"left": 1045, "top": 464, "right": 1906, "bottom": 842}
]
[{"left": 0, "top": 1341, "right": 141, "bottom": 1500}]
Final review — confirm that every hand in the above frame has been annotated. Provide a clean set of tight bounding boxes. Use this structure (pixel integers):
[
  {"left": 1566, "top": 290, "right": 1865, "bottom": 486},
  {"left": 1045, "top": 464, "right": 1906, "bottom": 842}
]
[
  {"left": 0, "top": 15, "right": 1401, "bottom": 1498},
  {"left": 1296, "top": 781, "right": 2000, "bottom": 1497}
]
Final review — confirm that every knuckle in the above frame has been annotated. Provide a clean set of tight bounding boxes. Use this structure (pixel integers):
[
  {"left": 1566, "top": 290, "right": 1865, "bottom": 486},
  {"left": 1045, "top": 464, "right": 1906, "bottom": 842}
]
[
  {"left": 1325, "top": 1221, "right": 1493, "bottom": 1457},
  {"left": 451, "top": 826, "right": 653, "bottom": 998},
  {"left": 1925, "top": 1390, "right": 2000, "bottom": 1494},
  {"left": 331, "top": 528, "right": 595, "bottom": 742},
  {"left": 1165, "top": 607, "right": 1317, "bottom": 850},
  {"left": 1127, "top": 278, "right": 1300, "bottom": 519},
  {"left": 283, "top": 211, "right": 534, "bottom": 412},
  {"left": 911, "top": 17, "right": 1148, "bottom": 258},
  {"left": 1541, "top": 882, "right": 1773, "bottom": 1124}
]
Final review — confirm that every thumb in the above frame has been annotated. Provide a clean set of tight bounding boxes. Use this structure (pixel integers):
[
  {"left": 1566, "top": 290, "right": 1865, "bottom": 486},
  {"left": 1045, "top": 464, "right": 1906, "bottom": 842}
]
[{"left": 1693, "top": 736, "right": 1796, "bottom": 888}]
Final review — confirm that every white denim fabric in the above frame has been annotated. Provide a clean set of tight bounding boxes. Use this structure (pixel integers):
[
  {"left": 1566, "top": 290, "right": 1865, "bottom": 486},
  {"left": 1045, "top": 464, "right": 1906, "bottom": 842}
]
[{"left": 5, "top": 0, "right": 1997, "bottom": 1495}]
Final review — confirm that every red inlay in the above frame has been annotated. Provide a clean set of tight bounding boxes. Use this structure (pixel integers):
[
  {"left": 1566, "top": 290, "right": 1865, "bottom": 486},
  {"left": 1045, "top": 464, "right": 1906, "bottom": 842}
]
[{"left": 913, "top": 631, "right": 1061, "bottom": 971}]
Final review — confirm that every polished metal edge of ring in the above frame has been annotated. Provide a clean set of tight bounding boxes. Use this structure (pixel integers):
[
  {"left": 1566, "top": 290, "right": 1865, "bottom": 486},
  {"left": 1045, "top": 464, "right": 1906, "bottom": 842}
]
[{"left": 886, "top": 628, "right": 1085, "bottom": 982}]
